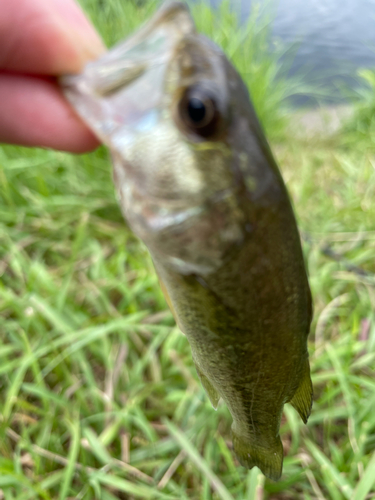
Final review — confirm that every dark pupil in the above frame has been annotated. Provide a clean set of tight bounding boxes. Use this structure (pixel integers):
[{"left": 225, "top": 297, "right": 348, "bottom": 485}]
[{"left": 187, "top": 97, "right": 206, "bottom": 123}]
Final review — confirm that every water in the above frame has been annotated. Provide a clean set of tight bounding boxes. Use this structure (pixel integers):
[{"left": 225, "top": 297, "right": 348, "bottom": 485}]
[{"left": 211, "top": 0, "right": 375, "bottom": 105}]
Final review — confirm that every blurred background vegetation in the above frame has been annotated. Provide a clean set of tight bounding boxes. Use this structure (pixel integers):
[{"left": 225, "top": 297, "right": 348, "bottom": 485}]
[{"left": 1, "top": 1, "right": 375, "bottom": 499}]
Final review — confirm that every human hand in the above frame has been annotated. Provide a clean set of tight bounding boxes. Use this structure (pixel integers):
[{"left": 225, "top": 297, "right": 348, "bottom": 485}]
[{"left": 0, "top": 0, "right": 105, "bottom": 153}]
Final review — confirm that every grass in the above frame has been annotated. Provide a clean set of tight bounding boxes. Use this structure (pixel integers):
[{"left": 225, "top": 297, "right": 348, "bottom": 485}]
[{"left": 1, "top": 0, "right": 375, "bottom": 499}]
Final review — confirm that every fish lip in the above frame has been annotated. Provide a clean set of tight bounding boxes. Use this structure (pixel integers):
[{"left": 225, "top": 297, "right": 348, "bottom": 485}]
[{"left": 60, "top": 1, "right": 196, "bottom": 148}]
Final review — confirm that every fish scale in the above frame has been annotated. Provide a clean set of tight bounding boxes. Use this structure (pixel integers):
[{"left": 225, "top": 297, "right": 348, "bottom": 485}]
[{"left": 61, "top": 1, "right": 313, "bottom": 481}]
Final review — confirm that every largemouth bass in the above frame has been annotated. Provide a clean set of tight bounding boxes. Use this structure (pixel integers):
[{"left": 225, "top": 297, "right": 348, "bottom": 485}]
[{"left": 61, "top": 1, "right": 313, "bottom": 481}]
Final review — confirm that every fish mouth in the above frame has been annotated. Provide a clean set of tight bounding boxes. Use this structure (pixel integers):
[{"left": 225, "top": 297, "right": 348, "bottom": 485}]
[{"left": 61, "top": 1, "right": 195, "bottom": 151}]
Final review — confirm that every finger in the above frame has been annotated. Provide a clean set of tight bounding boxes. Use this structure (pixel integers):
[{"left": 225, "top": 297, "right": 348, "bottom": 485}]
[
  {"left": 0, "top": 0, "right": 105, "bottom": 75},
  {"left": 0, "top": 72, "right": 100, "bottom": 153}
]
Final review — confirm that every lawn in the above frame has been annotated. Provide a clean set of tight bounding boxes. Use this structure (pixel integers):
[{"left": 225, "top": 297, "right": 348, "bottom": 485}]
[{"left": 1, "top": 1, "right": 375, "bottom": 499}]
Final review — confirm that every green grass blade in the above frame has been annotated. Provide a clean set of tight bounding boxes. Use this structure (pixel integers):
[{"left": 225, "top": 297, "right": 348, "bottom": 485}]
[
  {"left": 83, "top": 427, "right": 113, "bottom": 464},
  {"left": 352, "top": 453, "right": 375, "bottom": 500},
  {"left": 245, "top": 467, "right": 264, "bottom": 500},
  {"left": 163, "top": 418, "right": 234, "bottom": 500},
  {"left": 59, "top": 419, "right": 81, "bottom": 500},
  {"left": 305, "top": 440, "right": 353, "bottom": 499},
  {"left": 93, "top": 472, "right": 175, "bottom": 499}
]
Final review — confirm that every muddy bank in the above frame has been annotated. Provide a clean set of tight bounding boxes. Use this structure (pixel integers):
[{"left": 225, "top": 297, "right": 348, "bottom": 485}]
[{"left": 288, "top": 105, "right": 354, "bottom": 138}]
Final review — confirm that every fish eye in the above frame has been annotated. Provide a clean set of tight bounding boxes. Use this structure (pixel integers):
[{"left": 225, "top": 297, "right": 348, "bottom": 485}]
[
  {"left": 187, "top": 96, "right": 214, "bottom": 126},
  {"left": 178, "top": 87, "right": 221, "bottom": 138}
]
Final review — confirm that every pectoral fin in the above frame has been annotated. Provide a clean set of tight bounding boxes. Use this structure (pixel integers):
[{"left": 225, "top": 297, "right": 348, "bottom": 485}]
[
  {"left": 194, "top": 362, "right": 220, "bottom": 410},
  {"left": 157, "top": 274, "right": 185, "bottom": 333},
  {"left": 289, "top": 358, "right": 313, "bottom": 424}
]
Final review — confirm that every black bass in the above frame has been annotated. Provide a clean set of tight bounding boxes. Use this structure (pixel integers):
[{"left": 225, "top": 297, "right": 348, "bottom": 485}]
[{"left": 61, "top": 1, "right": 313, "bottom": 481}]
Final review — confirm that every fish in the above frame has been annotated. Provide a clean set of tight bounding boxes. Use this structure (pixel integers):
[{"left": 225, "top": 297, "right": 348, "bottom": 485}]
[{"left": 61, "top": 1, "right": 313, "bottom": 481}]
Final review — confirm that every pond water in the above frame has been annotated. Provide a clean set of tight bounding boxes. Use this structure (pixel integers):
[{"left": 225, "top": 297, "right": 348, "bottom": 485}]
[{"left": 210, "top": 0, "right": 375, "bottom": 105}]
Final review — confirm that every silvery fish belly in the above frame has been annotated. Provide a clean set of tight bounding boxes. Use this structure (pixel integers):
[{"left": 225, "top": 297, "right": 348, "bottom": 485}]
[{"left": 61, "top": 1, "right": 313, "bottom": 481}]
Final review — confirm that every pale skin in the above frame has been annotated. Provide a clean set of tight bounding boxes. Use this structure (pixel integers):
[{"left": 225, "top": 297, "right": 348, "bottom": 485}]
[{"left": 0, "top": 0, "right": 106, "bottom": 153}]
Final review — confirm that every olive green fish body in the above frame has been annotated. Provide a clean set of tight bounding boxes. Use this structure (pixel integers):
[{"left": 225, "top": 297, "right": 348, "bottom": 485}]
[
  {"left": 61, "top": 1, "right": 313, "bottom": 481},
  {"left": 155, "top": 171, "right": 312, "bottom": 480}
]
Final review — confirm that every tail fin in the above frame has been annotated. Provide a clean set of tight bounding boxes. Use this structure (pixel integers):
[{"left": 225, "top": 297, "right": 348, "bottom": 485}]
[
  {"left": 289, "top": 359, "right": 313, "bottom": 424},
  {"left": 232, "top": 429, "right": 283, "bottom": 481}
]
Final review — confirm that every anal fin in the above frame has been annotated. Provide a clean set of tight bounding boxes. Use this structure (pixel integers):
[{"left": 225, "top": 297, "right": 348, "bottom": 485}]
[
  {"left": 289, "top": 358, "right": 313, "bottom": 424},
  {"left": 194, "top": 363, "right": 220, "bottom": 410}
]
